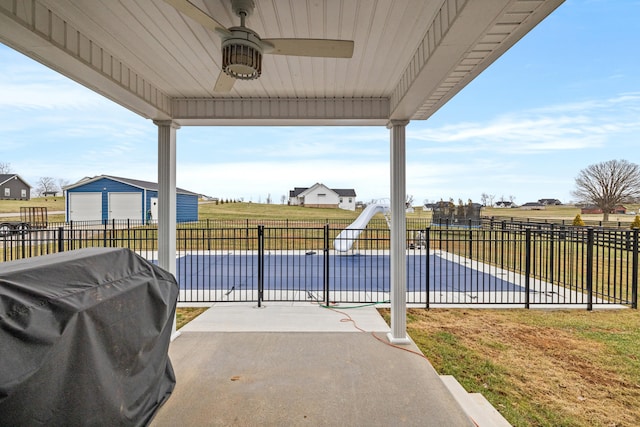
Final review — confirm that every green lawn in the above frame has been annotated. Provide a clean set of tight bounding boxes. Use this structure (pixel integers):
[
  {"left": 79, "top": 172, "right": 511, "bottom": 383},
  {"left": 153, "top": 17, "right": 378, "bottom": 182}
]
[
  {"left": 484, "top": 204, "right": 640, "bottom": 225},
  {"left": 0, "top": 197, "right": 65, "bottom": 213},
  {"left": 198, "top": 201, "right": 361, "bottom": 221},
  {"left": 378, "top": 308, "right": 640, "bottom": 427}
]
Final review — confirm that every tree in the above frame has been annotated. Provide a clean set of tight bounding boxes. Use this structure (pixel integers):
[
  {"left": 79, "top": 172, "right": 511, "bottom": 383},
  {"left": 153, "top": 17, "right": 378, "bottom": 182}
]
[
  {"left": 572, "top": 213, "right": 585, "bottom": 227},
  {"left": 35, "top": 176, "right": 57, "bottom": 196},
  {"left": 631, "top": 215, "right": 640, "bottom": 230},
  {"left": 57, "top": 178, "right": 69, "bottom": 194},
  {"left": 0, "top": 162, "right": 11, "bottom": 174},
  {"left": 572, "top": 159, "right": 640, "bottom": 222},
  {"left": 405, "top": 194, "right": 414, "bottom": 208}
]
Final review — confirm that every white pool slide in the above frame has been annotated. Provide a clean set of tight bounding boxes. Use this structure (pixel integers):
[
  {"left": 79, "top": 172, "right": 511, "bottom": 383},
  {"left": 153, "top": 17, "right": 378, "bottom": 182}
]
[{"left": 333, "top": 203, "right": 390, "bottom": 252}]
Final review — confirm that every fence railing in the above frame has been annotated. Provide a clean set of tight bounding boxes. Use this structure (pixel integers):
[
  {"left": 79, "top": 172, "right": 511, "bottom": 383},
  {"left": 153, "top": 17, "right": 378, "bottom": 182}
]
[
  {"left": 485, "top": 215, "right": 639, "bottom": 230},
  {"left": 1, "top": 221, "right": 637, "bottom": 309}
]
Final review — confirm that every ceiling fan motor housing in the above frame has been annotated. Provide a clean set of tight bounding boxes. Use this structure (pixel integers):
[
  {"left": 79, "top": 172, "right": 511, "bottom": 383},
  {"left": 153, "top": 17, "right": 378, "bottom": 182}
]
[{"left": 221, "top": 27, "right": 263, "bottom": 80}]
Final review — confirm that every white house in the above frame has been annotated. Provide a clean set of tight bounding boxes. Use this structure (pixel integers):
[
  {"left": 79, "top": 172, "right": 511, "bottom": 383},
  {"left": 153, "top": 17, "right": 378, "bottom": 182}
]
[
  {"left": 289, "top": 183, "right": 356, "bottom": 211},
  {"left": 495, "top": 201, "right": 514, "bottom": 208}
]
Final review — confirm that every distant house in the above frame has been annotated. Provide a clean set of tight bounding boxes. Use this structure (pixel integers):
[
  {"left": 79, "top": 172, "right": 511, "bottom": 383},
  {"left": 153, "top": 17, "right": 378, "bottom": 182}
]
[
  {"left": 0, "top": 174, "right": 31, "bottom": 200},
  {"left": 580, "top": 205, "right": 627, "bottom": 215},
  {"left": 580, "top": 205, "right": 599, "bottom": 214},
  {"left": 288, "top": 183, "right": 356, "bottom": 211},
  {"left": 538, "top": 198, "right": 562, "bottom": 206},
  {"left": 613, "top": 206, "right": 627, "bottom": 214},
  {"left": 495, "top": 201, "right": 514, "bottom": 208},
  {"left": 521, "top": 202, "right": 545, "bottom": 210},
  {"left": 63, "top": 175, "right": 199, "bottom": 222}
]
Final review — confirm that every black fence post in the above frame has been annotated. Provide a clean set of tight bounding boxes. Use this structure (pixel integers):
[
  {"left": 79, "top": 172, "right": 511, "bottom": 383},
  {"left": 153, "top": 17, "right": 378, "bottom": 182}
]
[
  {"left": 549, "top": 224, "right": 555, "bottom": 285},
  {"left": 468, "top": 222, "right": 473, "bottom": 260},
  {"left": 57, "top": 226, "right": 64, "bottom": 253},
  {"left": 245, "top": 219, "right": 249, "bottom": 251},
  {"left": 20, "top": 228, "right": 26, "bottom": 257},
  {"left": 257, "top": 225, "right": 264, "bottom": 307},
  {"left": 323, "top": 224, "right": 330, "bottom": 306},
  {"left": 632, "top": 228, "right": 638, "bottom": 309},
  {"left": 206, "top": 219, "right": 211, "bottom": 251},
  {"left": 425, "top": 227, "right": 430, "bottom": 309},
  {"left": 586, "top": 228, "right": 594, "bottom": 311},
  {"left": 525, "top": 229, "right": 531, "bottom": 309},
  {"left": 501, "top": 221, "right": 506, "bottom": 272},
  {"left": 68, "top": 221, "right": 74, "bottom": 252}
]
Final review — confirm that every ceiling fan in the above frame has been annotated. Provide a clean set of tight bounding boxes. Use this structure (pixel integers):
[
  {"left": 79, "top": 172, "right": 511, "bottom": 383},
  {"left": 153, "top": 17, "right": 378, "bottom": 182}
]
[{"left": 165, "top": 0, "right": 355, "bottom": 92}]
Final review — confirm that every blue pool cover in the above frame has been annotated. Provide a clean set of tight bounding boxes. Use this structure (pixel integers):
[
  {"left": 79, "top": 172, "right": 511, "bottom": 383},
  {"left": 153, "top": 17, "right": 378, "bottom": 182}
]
[{"left": 173, "top": 253, "right": 523, "bottom": 293}]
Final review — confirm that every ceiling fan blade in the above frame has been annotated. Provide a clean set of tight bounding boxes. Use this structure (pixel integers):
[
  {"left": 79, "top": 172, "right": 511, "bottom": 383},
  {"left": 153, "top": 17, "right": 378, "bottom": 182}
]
[
  {"left": 164, "top": 0, "right": 231, "bottom": 36},
  {"left": 213, "top": 71, "right": 235, "bottom": 92},
  {"left": 261, "top": 39, "right": 354, "bottom": 58}
]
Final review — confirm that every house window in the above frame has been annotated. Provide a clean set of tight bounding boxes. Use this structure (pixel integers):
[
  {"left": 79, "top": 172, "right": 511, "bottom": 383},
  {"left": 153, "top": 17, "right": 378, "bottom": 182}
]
[
  {"left": 4, "top": 188, "right": 9, "bottom": 197},
  {"left": 318, "top": 193, "right": 326, "bottom": 197},
  {"left": 349, "top": 198, "right": 353, "bottom": 203},
  {"left": 21, "top": 189, "right": 26, "bottom": 198},
  {"left": 339, "top": 198, "right": 343, "bottom": 203}
]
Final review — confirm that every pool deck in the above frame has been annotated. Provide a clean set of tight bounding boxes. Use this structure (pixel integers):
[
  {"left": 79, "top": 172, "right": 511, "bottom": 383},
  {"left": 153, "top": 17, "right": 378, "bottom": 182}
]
[{"left": 150, "top": 302, "right": 510, "bottom": 426}]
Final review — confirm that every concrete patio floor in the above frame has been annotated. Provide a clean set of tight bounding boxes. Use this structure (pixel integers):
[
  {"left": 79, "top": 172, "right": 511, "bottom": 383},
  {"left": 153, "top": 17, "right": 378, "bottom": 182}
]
[{"left": 149, "top": 302, "right": 488, "bottom": 426}]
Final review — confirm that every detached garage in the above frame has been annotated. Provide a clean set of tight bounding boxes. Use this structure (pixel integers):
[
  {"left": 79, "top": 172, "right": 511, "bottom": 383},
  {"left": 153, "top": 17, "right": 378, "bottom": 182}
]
[{"left": 64, "top": 175, "right": 199, "bottom": 223}]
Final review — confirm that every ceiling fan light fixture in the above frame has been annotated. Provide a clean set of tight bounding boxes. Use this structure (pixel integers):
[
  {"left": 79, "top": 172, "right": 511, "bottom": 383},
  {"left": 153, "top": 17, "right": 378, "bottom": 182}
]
[
  {"left": 166, "top": 0, "right": 354, "bottom": 92},
  {"left": 221, "top": 28, "right": 262, "bottom": 80}
]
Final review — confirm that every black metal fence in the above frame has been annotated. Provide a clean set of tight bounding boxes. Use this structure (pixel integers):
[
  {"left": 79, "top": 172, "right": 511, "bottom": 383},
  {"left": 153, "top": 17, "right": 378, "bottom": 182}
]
[
  {"left": 1, "top": 220, "right": 637, "bottom": 309},
  {"left": 486, "top": 215, "right": 639, "bottom": 230}
]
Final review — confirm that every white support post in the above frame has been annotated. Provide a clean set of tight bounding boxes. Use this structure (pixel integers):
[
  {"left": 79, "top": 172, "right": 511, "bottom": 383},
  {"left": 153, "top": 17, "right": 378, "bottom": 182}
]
[
  {"left": 154, "top": 120, "right": 180, "bottom": 340},
  {"left": 387, "top": 120, "right": 411, "bottom": 345}
]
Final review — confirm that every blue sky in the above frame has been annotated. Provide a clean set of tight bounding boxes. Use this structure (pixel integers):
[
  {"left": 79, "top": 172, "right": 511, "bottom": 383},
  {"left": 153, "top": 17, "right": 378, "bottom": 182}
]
[{"left": 1, "top": 0, "right": 639, "bottom": 205}]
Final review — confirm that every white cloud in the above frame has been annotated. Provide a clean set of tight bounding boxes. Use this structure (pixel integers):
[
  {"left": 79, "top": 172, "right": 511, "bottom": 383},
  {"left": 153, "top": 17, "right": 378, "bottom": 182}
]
[{"left": 409, "top": 93, "right": 640, "bottom": 155}]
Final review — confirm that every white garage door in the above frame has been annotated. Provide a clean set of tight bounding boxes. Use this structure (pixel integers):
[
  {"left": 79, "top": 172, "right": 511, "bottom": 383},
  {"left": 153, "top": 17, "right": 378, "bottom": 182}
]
[
  {"left": 109, "top": 192, "right": 142, "bottom": 220},
  {"left": 68, "top": 193, "right": 102, "bottom": 221}
]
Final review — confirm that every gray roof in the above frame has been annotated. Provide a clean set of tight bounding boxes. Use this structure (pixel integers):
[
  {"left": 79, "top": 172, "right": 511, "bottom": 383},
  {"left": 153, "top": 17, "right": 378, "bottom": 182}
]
[
  {"left": 289, "top": 187, "right": 308, "bottom": 197},
  {"left": 65, "top": 175, "right": 198, "bottom": 196},
  {"left": 0, "top": 174, "right": 31, "bottom": 187},
  {"left": 333, "top": 189, "right": 357, "bottom": 197},
  {"left": 289, "top": 186, "right": 356, "bottom": 198}
]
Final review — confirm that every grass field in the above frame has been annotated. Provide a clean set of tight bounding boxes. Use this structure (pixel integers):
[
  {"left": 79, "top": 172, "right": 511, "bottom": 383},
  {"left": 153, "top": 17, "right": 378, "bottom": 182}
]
[
  {"left": 202, "top": 201, "right": 640, "bottom": 224},
  {"left": 0, "top": 197, "right": 66, "bottom": 222},
  {"left": 483, "top": 204, "right": 640, "bottom": 225},
  {"left": 378, "top": 308, "right": 640, "bottom": 427},
  {"left": 198, "top": 200, "right": 361, "bottom": 221},
  {"left": 1, "top": 197, "right": 638, "bottom": 225},
  {"left": 0, "top": 197, "right": 65, "bottom": 213}
]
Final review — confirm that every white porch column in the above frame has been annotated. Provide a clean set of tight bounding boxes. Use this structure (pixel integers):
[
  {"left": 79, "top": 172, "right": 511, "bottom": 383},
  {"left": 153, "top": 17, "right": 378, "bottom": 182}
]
[
  {"left": 387, "top": 120, "right": 411, "bottom": 345},
  {"left": 154, "top": 120, "right": 180, "bottom": 339}
]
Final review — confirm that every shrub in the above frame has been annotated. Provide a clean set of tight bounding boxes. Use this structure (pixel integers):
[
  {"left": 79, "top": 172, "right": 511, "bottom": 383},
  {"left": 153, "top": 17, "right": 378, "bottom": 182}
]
[
  {"left": 572, "top": 213, "right": 585, "bottom": 226},
  {"left": 631, "top": 215, "right": 640, "bottom": 229}
]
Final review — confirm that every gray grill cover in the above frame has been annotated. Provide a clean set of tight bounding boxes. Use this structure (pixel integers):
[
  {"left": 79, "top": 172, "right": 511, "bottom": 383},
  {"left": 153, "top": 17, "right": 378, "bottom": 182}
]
[{"left": 0, "top": 248, "right": 178, "bottom": 426}]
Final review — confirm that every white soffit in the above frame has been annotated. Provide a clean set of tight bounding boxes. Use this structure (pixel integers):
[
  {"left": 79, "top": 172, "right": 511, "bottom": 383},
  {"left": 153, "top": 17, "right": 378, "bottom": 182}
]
[{"left": 0, "top": 0, "right": 564, "bottom": 126}]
